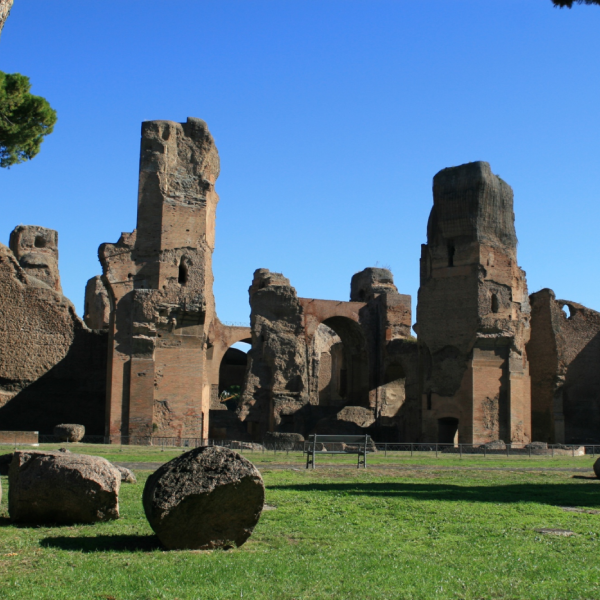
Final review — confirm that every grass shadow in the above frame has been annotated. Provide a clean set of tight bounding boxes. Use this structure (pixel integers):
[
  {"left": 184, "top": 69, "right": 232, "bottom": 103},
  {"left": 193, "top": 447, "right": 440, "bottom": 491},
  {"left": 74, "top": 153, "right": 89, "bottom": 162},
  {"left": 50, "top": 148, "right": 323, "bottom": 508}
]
[
  {"left": 40, "top": 534, "right": 162, "bottom": 553},
  {"left": 270, "top": 481, "right": 600, "bottom": 508}
]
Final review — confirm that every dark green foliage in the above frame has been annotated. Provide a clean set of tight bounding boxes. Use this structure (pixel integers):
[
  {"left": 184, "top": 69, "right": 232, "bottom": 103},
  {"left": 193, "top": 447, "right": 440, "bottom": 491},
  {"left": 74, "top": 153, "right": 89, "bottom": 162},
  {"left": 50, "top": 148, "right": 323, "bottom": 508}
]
[
  {"left": 0, "top": 71, "right": 57, "bottom": 168},
  {"left": 220, "top": 384, "right": 242, "bottom": 410},
  {"left": 552, "top": 0, "right": 600, "bottom": 7}
]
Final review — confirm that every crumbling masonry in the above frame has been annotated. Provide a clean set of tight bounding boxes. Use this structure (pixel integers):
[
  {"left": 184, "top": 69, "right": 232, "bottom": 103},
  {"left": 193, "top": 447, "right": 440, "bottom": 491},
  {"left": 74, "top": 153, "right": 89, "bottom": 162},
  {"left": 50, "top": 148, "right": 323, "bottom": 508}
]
[
  {"left": 1, "top": 119, "right": 599, "bottom": 444},
  {"left": 415, "top": 162, "right": 532, "bottom": 445}
]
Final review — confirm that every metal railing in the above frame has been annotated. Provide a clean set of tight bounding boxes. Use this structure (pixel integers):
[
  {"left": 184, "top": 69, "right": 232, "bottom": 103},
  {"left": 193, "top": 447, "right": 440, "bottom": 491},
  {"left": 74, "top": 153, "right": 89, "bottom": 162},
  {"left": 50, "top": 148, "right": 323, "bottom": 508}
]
[
  {"left": 372, "top": 442, "right": 594, "bottom": 458},
  {"left": 1, "top": 435, "right": 598, "bottom": 460}
]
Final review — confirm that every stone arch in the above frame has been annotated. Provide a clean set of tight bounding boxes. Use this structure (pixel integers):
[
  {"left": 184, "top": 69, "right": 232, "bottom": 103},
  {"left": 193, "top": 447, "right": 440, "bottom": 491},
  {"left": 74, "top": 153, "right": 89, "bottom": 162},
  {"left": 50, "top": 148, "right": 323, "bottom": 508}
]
[
  {"left": 218, "top": 341, "right": 251, "bottom": 406},
  {"left": 315, "top": 315, "right": 370, "bottom": 407}
]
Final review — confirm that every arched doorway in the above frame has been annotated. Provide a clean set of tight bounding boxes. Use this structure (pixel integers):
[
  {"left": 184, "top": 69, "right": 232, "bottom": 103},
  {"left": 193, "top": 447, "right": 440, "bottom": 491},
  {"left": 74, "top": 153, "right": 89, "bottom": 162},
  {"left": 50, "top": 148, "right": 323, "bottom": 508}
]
[
  {"left": 209, "top": 340, "right": 250, "bottom": 440},
  {"left": 218, "top": 340, "right": 251, "bottom": 410},
  {"left": 311, "top": 316, "right": 369, "bottom": 407}
]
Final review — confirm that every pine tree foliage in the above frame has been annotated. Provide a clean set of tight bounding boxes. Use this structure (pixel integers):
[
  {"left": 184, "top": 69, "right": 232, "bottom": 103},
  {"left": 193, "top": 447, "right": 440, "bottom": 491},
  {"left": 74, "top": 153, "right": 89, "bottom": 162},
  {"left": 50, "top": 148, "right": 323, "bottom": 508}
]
[
  {"left": 0, "top": 71, "right": 57, "bottom": 168},
  {"left": 552, "top": 0, "right": 600, "bottom": 7}
]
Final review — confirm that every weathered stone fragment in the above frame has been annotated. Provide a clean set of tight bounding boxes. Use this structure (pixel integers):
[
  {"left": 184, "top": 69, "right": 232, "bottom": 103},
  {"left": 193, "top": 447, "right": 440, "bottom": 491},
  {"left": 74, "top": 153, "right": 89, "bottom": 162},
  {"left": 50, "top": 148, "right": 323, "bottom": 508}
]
[
  {"left": 263, "top": 431, "right": 304, "bottom": 449},
  {"left": 527, "top": 289, "right": 600, "bottom": 444},
  {"left": 525, "top": 441, "right": 548, "bottom": 450},
  {"left": 8, "top": 451, "right": 120, "bottom": 524},
  {"left": 238, "top": 269, "right": 308, "bottom": 438},
  {"left": 143, "top": 446, "right": 264, "bottom": 550},
  {"left": 479, "top": 440, "right": 506, "bottom": 450},
  {"left": 9, "top": 225, "right": 62, "bottom": 293},
  {"left": 114, "top": 465, "right": 137, "bottom": 483},
  {"left": 83, "top": 275, "right": 110, "bottom": 330},
  {"left": 54, "top": 423, "right": 85, "bottom": 442},
  {"left": 416, "top": 161, "right": 531, "bottom": 444}
]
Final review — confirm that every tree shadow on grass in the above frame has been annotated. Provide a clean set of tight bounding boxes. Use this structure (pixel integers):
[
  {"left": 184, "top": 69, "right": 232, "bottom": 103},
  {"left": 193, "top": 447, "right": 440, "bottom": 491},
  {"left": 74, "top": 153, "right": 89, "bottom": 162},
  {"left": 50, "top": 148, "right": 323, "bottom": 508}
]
[
  {"left": 0, "top": 517, "right": 60, "bottom": 529},
  {"left": 270, "top": 481, "right": 600, "bottom": 508},
  {"left": 40, "top": 534, "right": 162, "bottom": 553}
]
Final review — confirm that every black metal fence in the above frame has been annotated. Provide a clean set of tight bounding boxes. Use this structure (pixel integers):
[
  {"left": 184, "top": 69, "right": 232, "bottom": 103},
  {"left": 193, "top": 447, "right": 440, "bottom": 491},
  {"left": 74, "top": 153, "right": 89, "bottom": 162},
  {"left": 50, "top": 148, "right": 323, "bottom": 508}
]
[{"left": 1, "top": 435, "right": 599, "bottom": 460}]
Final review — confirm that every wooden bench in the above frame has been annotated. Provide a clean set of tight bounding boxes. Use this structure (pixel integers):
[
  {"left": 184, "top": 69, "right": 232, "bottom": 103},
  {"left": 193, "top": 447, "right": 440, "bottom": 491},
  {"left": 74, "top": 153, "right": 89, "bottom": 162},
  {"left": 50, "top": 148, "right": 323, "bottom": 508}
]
[{"left": 304, "top": 434, "right": 372, "bottom": 469}]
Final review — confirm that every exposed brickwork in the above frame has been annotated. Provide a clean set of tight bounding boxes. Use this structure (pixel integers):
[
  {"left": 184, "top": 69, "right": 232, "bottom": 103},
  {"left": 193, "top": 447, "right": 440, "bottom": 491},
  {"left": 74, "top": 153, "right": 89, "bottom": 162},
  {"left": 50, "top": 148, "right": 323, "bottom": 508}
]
[
  {"left": 99, "top": 118, "right": 221, "bottom": 440},
  {"left": 528, "top": 289, "right": 600, "bottom": 443},
  {"left": 97, "top": 118, "right": 251, "bottom": 442},
  {"left": 416, "top": 161, "right": 531, "bottom": 444},
  {"left": 4, "top": 123, "right": 599, "bottom": 446},
  {"left": 236, "top": 267, "right": 419, "bottom": 441},
  {"left": 84, "top": 276, "right": 110, "bottom": 330},
  {"left": 0, "top": 431, "right": 38, "bottom": 445}
]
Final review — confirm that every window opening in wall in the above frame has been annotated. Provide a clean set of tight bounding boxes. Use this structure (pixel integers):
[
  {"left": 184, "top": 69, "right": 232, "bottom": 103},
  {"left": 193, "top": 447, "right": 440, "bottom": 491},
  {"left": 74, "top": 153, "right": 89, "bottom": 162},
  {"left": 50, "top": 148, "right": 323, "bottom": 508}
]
[
  {"left": 34, "top": 235, "right": 46, "bottom": 248},
  {"left": 447, "top": 242, "right": 455, "bottom": 267},
  {"left": 491, "top": 293, "right": 499, "bottom": 314},
  {"left": 562, "top": 305, "right": 573, "bottom": 320},
  {"left": 178, "top": 259, "right": 188, "bottom": 285},
  {"left": 427, "top": 391, "right": 432, "bottom": 411}
]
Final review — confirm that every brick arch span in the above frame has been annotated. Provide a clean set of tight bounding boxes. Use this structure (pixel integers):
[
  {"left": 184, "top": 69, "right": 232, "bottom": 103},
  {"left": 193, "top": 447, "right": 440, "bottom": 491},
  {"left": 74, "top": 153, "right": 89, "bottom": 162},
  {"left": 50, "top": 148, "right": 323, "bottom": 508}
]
[
  {"left": 206, "top": 321, "right": 252, "bottom": 392},
  {"left": 298, "top": 298, "right": 365, "bottom": 339},
  {"left": 299, "top": 298, "right": 371, "bottom": 408}
]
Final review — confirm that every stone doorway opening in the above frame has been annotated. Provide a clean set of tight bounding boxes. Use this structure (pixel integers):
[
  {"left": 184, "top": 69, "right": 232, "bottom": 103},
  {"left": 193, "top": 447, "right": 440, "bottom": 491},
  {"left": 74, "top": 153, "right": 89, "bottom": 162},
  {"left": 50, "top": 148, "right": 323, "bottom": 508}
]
[{"left": 438, "top": 417, "right": 459, "bottom": 444}]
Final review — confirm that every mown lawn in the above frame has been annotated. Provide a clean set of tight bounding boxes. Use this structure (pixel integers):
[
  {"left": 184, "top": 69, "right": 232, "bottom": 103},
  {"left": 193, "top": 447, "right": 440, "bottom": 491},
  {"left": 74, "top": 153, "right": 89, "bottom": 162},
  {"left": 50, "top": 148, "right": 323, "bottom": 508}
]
[
  {"left": 1, "top": 460, "right": 600, "bottom": 600},
  {"left": 9, "top": 442, "right": 599, "bottom": 470}
]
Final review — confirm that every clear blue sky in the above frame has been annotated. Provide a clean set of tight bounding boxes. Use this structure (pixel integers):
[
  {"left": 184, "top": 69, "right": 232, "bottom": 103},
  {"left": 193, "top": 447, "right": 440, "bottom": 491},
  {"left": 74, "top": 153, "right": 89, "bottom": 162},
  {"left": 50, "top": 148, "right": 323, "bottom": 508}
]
[{"left": 2, "top": 0, "right": 599, "bottom": 327}]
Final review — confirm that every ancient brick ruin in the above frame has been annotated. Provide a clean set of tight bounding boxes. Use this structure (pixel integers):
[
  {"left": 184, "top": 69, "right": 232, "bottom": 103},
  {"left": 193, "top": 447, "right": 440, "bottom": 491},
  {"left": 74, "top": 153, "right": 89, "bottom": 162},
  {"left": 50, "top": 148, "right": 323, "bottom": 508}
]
[
  {"left": 527, "top": 289, "right": 600, "bottom": 444},
  {"left": 233, "top": 267, "right": 418, "bottom": 441},
  {"left": 415, "top": 162, "right": 532, "bottom": 444},
  {"left": 0, "top": 228, "right": 107, "bottom": 434},
  {"left": 94, "top": 118, "right": 250, "bottom": 441},
  {"left": 1, "top": 118, "right": 599, "bottom": 444}
]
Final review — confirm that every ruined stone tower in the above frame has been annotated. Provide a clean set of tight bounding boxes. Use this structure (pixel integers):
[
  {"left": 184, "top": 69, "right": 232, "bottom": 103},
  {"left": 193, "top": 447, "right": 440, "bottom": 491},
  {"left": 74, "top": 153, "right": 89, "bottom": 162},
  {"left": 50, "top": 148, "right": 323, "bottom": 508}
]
[
  {"left": 100, "top": 118, "right": 220, "bottom": 440},
  {"left": 415, "top": 161, "right": 531, "bottom": 444}
]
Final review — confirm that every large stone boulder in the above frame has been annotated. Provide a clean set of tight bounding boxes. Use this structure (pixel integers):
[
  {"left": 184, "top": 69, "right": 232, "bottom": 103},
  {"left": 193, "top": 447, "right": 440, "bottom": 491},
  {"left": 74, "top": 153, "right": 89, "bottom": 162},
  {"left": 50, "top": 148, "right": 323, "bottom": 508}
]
[
  {"left": 54, "top": 424, "right": 85, "bottom": 442},
  {"left": 594, "top": 458, "right": 600, "bottom": 479},
  {"left": 480, "top": 440, "right": 506, "bottom": 450},
  {"left": 264, "top": 432, "right": 304, "bottom": 450},
  {"left": 9, "top": 451, "right": 120, "bottom": 524},
  {"left": 525, "top": 441, "right": 548, "bottom": 450},
  {"left": 143, "top": 446, "right": 264, "bottom": 550},
  {"left": 113, "top": 464, "right": 137, "bottom": 484}
]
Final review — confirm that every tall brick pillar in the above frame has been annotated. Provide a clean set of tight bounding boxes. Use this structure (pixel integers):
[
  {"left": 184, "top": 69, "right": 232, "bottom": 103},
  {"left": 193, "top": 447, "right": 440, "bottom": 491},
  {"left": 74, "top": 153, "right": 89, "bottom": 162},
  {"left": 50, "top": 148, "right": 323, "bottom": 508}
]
[
  {"left": 415, "top": 161, "right": 531, "bottom": 445},
  {"left": 100, "top": 118, "right": 219, "bottom": 442}
]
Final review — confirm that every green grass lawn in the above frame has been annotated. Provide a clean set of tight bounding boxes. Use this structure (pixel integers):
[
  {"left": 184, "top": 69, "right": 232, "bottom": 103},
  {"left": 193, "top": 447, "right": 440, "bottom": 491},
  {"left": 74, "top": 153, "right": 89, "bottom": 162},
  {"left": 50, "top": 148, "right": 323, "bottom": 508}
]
[
  {"left": 1, "top": 460, "right": 600, "bottom": 599},
  {"left": 3, "top": 443, "right": 597, "bottom": 470}
]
